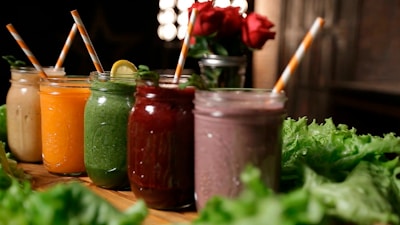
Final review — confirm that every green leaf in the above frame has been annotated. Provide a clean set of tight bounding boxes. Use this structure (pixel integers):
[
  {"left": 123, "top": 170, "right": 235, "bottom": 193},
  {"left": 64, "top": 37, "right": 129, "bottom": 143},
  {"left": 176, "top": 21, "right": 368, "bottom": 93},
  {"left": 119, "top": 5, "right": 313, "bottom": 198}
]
[
  {"left": 2, "top": 55, "right": 27, "bottom": 67},
  {"left": 193, "top": 165, "right": 328, "bottom": 225},
  {"left": 281, "top": 117, "right": 400, "bottom": 190},
  {"left": 0, "top": 104, "right": 7, "bottom": 143},
  {"left": 212, "top": 43, "right": 229, "bottom": 56},
  {"left": 25, "top": 182, "right": 148, "bottom": 225},
  {"left": 178, "top": 73, "right": 209, "bottom": 90},
  {"left": 136, "top": 65, "right": 160, "bottom": 85},
  {"left": 0, "top": 180, "right": 148, "bottom": 225},
  {"left": 304, "top": 161, "right": 400, "bottom": 225},
  {"left": 0, "top": 142, "right": 12, "bottom": 177}
]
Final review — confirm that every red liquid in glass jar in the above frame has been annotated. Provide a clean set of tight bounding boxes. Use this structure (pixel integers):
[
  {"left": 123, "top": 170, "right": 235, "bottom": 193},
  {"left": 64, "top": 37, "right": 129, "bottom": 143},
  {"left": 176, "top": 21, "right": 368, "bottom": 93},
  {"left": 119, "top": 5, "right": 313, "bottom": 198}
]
[{"left": 127, "top": 83, "right": 195, "bottom": 210}]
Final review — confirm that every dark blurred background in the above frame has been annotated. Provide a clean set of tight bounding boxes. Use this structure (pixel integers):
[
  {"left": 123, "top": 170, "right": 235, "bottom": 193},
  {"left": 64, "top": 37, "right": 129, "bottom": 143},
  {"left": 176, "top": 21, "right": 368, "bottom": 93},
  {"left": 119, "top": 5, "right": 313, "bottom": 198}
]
[{"left": 0, "top": 1, "right": 204, "bottom": 105}]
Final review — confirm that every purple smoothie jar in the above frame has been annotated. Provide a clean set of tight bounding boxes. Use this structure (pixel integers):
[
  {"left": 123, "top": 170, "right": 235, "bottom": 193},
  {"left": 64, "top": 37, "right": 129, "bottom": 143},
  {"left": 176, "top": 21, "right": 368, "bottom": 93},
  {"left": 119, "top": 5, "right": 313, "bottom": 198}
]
[{"left": 193, "top": 88, "right": 287, "bottom": 210}]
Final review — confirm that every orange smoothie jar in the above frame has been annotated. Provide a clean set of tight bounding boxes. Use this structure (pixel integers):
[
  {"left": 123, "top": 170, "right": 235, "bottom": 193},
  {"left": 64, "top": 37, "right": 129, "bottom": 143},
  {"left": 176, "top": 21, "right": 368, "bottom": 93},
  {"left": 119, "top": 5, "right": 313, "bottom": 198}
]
[{"left": 39, "top": 76, "right": 90, "bottom": 176}]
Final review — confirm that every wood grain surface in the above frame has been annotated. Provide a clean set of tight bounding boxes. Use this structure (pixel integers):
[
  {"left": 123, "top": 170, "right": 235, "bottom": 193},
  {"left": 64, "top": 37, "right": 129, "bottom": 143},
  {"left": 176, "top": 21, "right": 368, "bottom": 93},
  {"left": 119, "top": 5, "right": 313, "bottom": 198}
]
[{"left": 18, "top": 163, "right": 198, "bottom": 225}]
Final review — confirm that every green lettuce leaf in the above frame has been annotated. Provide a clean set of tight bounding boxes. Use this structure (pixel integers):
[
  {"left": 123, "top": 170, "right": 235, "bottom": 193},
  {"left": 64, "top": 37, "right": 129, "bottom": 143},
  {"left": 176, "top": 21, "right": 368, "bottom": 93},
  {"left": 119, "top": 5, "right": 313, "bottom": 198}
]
[
  {"left": 191, "top": 165, "right": 329, "bottom": 225},
  {"left": 303, "top": 161, "right": 400, "bottom": 225},
  {"left": 0, "top": 180, "right": 148, "bottom": 225},
  {"left": 281, "top": 117, "right": 400, "bottom": 189}
]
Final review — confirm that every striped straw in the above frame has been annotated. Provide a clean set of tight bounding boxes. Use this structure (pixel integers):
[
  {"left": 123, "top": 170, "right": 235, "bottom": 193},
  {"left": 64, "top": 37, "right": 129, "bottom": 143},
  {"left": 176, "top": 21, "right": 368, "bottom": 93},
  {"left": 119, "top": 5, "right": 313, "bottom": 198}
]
[
  {"left": 6, "top": 23, "right": 48, "bottom": 79},
  {"left": 55, "top": 23, "right": 78, "bottom": 69},
  {"left": 272, "top": 17, "right": 325, "bottom": 93},
  {"left": 173, "top": 8, "right": 198, "bottom": 83},
  {"left": 70, "top": 9, "right": 104, "bottom": 73}
]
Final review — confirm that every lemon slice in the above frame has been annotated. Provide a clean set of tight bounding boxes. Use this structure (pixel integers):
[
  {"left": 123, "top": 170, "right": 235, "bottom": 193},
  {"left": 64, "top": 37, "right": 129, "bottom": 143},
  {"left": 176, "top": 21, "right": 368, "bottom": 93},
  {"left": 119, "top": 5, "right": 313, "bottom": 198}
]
[{"left": 110, "top": 59, "right": 138, "bottom": 77}]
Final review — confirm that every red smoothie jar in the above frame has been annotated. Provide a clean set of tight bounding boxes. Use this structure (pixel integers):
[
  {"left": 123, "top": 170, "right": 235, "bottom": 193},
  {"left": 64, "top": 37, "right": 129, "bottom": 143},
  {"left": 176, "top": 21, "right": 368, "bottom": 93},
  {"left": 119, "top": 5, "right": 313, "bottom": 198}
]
[{"left": 127, "top": 75, "right": 195, "bottom": 210}]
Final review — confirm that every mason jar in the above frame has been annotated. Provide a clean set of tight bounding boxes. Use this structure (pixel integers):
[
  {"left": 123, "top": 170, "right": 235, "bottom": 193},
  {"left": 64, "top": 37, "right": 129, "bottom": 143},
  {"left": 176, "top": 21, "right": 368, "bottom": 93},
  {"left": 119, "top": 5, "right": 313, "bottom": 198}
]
[
  {"left": 127, "top": 75, "right": 195, "bottom": 210},
  {"left": 40, "top": 76, "right": 90, "bottom": 176},
  {"left": 198, "top": 54, "right": 247, "bottom": 88},
  {"left": 193, "top": 88, "right": 287, "bottom": 210},
  {"left": 84, "top": 71, "right": 136, "bottom": 190},
  {"left": 6, "top": 67, "right": 42, "bottom": 162}
]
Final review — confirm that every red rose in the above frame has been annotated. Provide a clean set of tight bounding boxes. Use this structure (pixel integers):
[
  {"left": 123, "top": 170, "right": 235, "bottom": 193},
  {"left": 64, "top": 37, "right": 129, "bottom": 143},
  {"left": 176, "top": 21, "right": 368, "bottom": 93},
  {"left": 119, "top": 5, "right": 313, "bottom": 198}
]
[
  {"left": 241, "top": 13, "right": 276, "bottom": 49},
  {"left": 215, "top": 6, "right": 243, "bottom": 37},
  {"left": 187, "top": 1, "right": 277, "bottom": 58},
  {"left": 189, "top": 1, "right": 224, "bottom": 36}
]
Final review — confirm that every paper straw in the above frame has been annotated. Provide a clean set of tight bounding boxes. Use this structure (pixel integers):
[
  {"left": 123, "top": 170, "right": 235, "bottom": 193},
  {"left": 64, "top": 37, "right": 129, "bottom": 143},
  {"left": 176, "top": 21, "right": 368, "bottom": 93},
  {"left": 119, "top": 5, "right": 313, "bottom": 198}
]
[
  {"left": 70, "top": 9, "right": 104, "bottom": 73},
  {"left": 173, "top": 8, "right": 198, "bottom": 83},
  {"left": 55, "top": 23, "right": 78, "bottom": 69},
  {"left": 272, "top": 17, "right": 325, "bottom": 93},
  {"left": 6, "top": 23, "right": 48, "bottom": 79}
]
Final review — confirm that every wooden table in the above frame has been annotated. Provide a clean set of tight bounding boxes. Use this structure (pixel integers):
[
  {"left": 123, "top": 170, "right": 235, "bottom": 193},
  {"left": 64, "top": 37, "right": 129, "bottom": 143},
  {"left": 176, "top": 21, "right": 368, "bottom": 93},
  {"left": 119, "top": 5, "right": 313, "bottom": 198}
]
[{"left": 18, "top": 163, "right": 198, "bottom": 225}]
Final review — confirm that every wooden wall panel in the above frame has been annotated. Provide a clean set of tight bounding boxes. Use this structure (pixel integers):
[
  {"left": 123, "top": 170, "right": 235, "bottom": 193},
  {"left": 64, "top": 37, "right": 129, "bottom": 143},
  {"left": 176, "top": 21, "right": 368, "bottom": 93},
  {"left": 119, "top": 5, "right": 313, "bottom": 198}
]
[
  {"left": 278, "top": 0, "right": 400, "bottom": 135},
  {"left": 279, "top": 0, "right": 361, "bottom": 121}
]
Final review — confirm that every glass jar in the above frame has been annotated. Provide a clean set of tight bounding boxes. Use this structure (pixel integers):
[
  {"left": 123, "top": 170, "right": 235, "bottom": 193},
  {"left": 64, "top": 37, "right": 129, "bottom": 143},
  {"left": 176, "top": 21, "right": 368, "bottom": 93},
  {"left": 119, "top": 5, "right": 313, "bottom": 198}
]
[
  {"left": 6, "top": 67, "right": 42, "bottom": 162},
  {"left": 198, "top": 54, "right": 247, "bottom": 88},
  {"left": 40, "top": 76, "right": 90, "bottom": 176},
  {"left": 84, "top": 71, "right": 136, "bottom": 190},
  {"left": 193, "top": 88, "right": 287, "bottom": 210},
  {"left": 127, "top": 75, "right": 195, "bottom": 210}
]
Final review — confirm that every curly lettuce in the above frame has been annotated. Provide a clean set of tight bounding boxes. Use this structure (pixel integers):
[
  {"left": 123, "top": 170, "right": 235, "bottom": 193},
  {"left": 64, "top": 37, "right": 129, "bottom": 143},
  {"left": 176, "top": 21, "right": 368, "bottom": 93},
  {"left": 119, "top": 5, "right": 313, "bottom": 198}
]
[
  {"left": 0, "top": 142, "right": 148, "bottom": 225},
  {"left": 281, "top": 117, "right": 400, "bottom": 189}
]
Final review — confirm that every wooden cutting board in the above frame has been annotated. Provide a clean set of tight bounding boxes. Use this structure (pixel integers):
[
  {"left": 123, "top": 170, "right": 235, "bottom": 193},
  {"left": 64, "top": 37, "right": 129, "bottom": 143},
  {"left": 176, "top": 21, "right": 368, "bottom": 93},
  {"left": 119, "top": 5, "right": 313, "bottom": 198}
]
[{"left": 18, "top": 163, "right": 198, "bottom": 225}]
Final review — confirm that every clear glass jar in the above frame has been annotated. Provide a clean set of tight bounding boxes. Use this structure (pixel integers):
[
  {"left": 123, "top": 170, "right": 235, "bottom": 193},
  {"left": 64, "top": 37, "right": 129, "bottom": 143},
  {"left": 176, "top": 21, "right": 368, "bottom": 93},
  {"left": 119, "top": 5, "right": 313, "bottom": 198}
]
[
  {"left": 193, "top": 88, "right": 287, "bottom": 210},
  {"left": 40, "top": 76, "right": 90, "bottom": 176},
  {"left": 127, "top": 75, "right": 195, "bottom": 210},
  {"left": 198, "top": 54, "right": 247, "bottom": 88},
  {"left": 6, "top": 67, "right": 42, "bottom": 162},
  {"left": 84, "top": 71, "right": 136, "bottom": 190}
]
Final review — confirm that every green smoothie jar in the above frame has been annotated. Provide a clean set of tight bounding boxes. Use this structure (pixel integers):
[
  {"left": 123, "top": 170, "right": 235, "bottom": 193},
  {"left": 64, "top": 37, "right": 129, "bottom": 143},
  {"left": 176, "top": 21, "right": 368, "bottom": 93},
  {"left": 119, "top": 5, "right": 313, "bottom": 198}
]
[{"left": 84, "top": 71, "right": 136, "bottom": 190}]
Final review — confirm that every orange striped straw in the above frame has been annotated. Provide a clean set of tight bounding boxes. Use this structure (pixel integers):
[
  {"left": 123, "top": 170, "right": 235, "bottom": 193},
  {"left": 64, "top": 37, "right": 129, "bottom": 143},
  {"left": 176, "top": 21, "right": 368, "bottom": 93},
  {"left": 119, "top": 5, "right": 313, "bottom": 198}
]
[
  {"left": 6, "top": 23, "right": 48, "bottom": 79},
  {"left": 272, "top": 17, "right": 325, "bottom": 93},
  {"left": 55, "top": 23, "right": 78, "bottom": 69},
  {"left": 173, "top": 8, "right": 198, "bottom": 83},
  {"left": 70, "top": 9, "right": 104, "bottom": 73}
]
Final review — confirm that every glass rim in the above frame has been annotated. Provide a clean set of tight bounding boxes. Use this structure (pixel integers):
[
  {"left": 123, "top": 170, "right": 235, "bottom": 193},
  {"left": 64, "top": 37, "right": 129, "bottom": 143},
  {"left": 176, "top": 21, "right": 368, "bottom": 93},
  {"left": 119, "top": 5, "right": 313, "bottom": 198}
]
[
  {"left": 11, "top": 66, "right": 65, "bottom": 73},
  {"left": 195, "top": 88, "right": 287, "bottom": 101},
  {"left": 199, "top": 54, "right": 247, "bottom": 66},
  {"left": 199, "top": 87, "right": 285, "bottom": 93},
  {"left": 39, "top": 76, "right": 90, "bottom": 88},
  {"left": 135, "top": 74, "right": 193, "bottom": 88},
  {"left": 89, "top": 71, "right": 138, "bottom": 82}
]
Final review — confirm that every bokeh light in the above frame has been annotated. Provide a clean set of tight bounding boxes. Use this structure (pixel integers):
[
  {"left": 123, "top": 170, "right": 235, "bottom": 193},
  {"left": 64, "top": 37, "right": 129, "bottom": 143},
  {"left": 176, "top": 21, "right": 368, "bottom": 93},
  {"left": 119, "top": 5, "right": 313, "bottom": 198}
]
[
  {"left": 159, "top": 0, "right": 176, "bottom": 10},
  {"left": 158, "top": 0, "right": 248, "bottom": 41},
  {"left": 158, "top": 23, "right": 178, "bottom": 41},
  {"left": 157, "top": 8, "right": 177, "bottom": 25}
]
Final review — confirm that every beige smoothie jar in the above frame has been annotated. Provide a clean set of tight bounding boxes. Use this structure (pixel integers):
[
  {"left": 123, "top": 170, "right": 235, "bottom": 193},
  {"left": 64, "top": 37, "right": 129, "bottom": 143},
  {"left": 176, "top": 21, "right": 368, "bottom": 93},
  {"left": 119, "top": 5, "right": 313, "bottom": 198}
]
[{"left": 6, "top": 67, "right": 65, "bottom": 162}]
